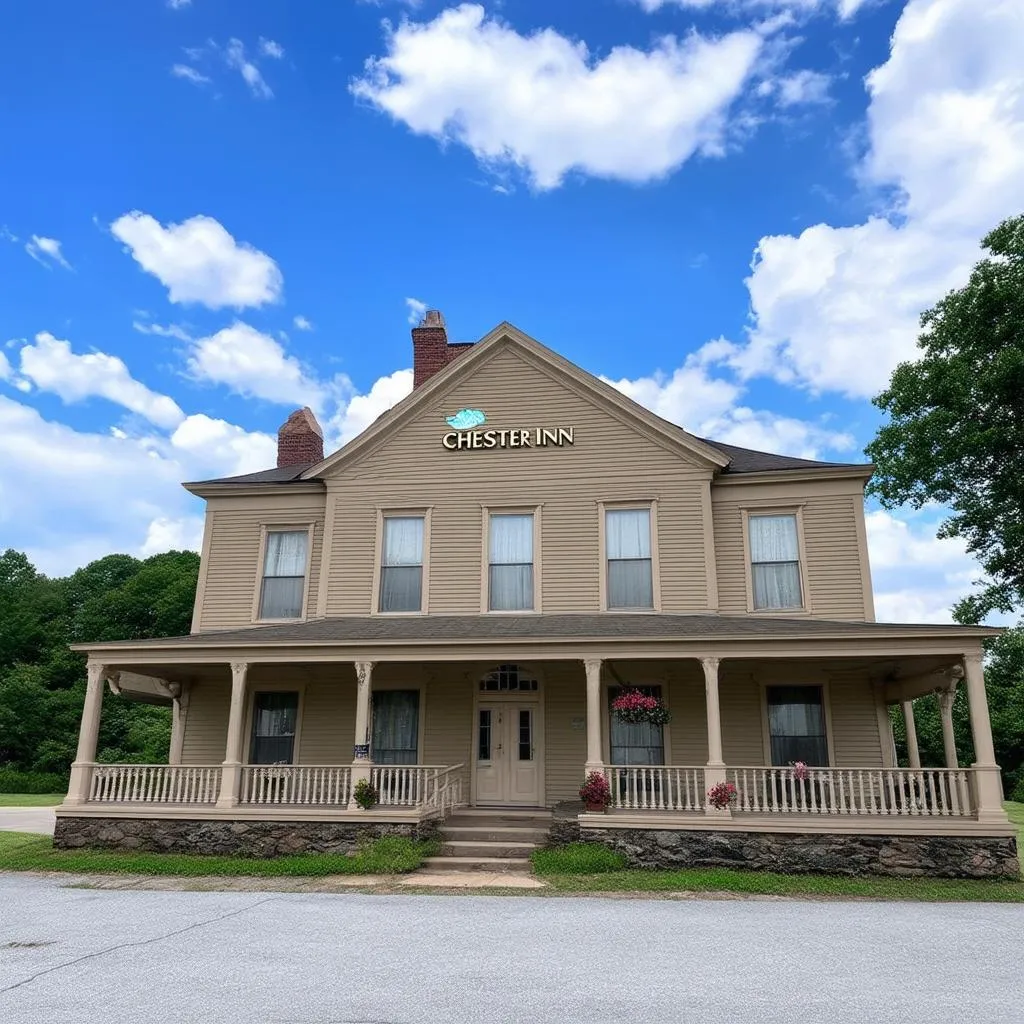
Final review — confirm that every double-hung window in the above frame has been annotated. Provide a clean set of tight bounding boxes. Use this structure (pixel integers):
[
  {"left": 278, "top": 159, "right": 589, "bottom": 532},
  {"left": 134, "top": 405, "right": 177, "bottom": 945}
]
[
  {"left": 608, "top": 685, "right": 665, "bottom": 766},
  {"left": 371, "top": 690, "right": 420, "bottom": 764},
  {"left": 259, "top": 530, "right": 308, "bottom": 620},
  {"left": 380, "top": 516, "right": 424, "bottom": 612},
  {"left": 606, "top": 507, "right": 653, "bottom": 609},
  {"left": 489, "top": 513, "right": 534, "bottom": 611},
  {"left": 748, "top": 513, "right": 803, "bottom": 610},
  {"left": 249, "top": 692, "right": 299, "bottom": 764},
  {"left": 766, "top": 685, "right": 828, "bottom": 766}
]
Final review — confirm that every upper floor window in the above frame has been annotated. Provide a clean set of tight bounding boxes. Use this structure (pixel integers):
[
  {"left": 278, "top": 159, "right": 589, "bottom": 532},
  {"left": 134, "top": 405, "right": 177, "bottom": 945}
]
[
  {"left": 749, "top": 513, "right": 802, "bottom": 610},
  {"left": 489, "top": 513, "right": 534, "bottom": 611},
  {"left": 606, "top": 507, "right": 653, "bottom": 609},
  {"left": 380, "top": 516, "right": 424, "bottom": 612},
  {"left": 259, "top": 530, "right": 308, "bottom": 620}
]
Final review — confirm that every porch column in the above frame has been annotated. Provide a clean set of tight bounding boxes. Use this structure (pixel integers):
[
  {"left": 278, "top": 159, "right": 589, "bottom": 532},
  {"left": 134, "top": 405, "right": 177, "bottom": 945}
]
[
  {"left": 216, "top": 661, "right": 248, "bottom": 808},
  {"left": 583, "top": 658, "right": 604, "bottom": 775},
  {"left": 701, "top": 656, "right": 728, "bottom": 817},
  {"left": 65, "top": 661, "right": 108, "bottom": 805},
  {"left": 936, "top": 687, "right": 959, "bottom": 769},
  {"left": 901, "top": 700, "right": 921, "bottom": 769},
  {"left": 962, "top": 651, "right": 1007, "bottom": 823},
  {"left": 169, "top": 685, "right": 190, "bottom": 766},
  {"left": 349, "top": 661, "right": 374, "bottom": 807}
]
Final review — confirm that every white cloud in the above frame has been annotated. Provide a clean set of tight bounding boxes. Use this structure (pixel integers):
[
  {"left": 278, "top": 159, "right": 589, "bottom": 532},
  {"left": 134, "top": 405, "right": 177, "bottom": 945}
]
[
  {"left": 769, "top": 69, "right": 833, "bottom": 106},
  {"left": 351, "top": 3, "right": 764, "bottom": 189},
  {"left": 225, "top": 38, "right": 273, "bottom": 99},
  {"left": 1, "top": 225, "right": 19, "bottom": 243},
  {"left": 18, "top": 332, "right": 185, "bottom": 429},
  {"left": 167, "top": 0, "right": 192, "bottom": 8},
  {"left": 293, "top": 314, "right": 313, "bottom": 331},
  {"left": 259, "top": 38, "right": 285, "bottom": 59},
  {"left": 132, "top": 320, "right": 193, "bottom": 342},
  {"left": 405, "top": 297, "right": 427, "bottom": 324},
  {"left": 171, "top": 64, "right": 210, "bottom": 85},
  {"left": 328, "top": 368, "right": 414, "bottom": 446},
  {"left": 632, "top": 0, "right": 870, "bottom": 17},
  {"left": 169, "top": 414, "right": 277, "bottom": 475},
  {"left": 111, "top": 211, "right": 283, "bottom": 309},
  {"left": 0, "top": 351, "right": 11, "bottom": 380},
  {"left": 732, "top": 0, "right": 1024, "bottom": 398},
  {"left": 25, "top": 235, "right": 72, "bottom": 270},
  {"left": 140, "top": 516, "right": 205, "bottom": 556},
  {"left": 187, "top": 322, "right": 328, "bottom": 408}
]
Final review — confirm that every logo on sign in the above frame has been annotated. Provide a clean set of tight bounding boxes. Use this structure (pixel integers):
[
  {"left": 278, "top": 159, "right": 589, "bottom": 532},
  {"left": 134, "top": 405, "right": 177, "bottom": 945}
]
[{"left": 446, "top": 409, "right": 487, "bottom": 430}]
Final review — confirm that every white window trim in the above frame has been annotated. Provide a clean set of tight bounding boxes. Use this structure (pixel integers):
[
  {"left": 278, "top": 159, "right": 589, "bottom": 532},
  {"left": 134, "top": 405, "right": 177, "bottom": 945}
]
[
  {"left": 251, "top": 523, "right": 315, "bottom": 624},
  {"left": 740, "top": 505, "right": 812, "bottom": 616},
  {"left": 480, "top": 504, "right": 543, "bottom": 614},
  {"left": 601, "top": 675, "right": 673, "bottom": 765},
  {"left": 598, "top": 499, "right": 662, "bottom": 613},
  {"left": 369, "top": 679, "right": 427, "bottom": 765},
  {"left": 371, "top": 507, "right": 432, "bottom": 616},
  {"left": 758, "top": 678, "right": 835, "bottom": 768},
  {"left": 243, "top": 681, "right": 307, "bottom": 766}
]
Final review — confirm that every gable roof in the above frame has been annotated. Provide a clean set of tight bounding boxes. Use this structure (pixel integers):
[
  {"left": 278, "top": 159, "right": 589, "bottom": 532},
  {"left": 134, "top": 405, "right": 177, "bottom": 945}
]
[{"left": 184, "top": 321, "right": 874, "bottom": 489}]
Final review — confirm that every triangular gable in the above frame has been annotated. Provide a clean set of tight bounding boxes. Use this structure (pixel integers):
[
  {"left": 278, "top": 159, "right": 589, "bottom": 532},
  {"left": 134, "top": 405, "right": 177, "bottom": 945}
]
[{"left": 302, "top": 322, "right": 729, "bottom": 480}]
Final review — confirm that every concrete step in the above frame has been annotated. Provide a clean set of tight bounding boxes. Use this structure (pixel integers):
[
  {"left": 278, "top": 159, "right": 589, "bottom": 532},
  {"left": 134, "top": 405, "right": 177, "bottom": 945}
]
[
  {"left": 422, "top": 856, "right": 533, "bottom": 874},
  {"left": 446, "top": 811, "right": 552, "bottom": 828},
  {"left": 441, "top": 825, "right": 549, "bottom": 843},
  {"left": 440, "top": 840, "right": 538, "bottom": 859}
]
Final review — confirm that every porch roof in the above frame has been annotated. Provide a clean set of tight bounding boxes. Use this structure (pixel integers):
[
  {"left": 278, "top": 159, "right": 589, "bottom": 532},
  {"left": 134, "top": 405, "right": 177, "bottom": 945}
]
[{"left": 73, "top": 612, "right": 999, "bottom": 653}]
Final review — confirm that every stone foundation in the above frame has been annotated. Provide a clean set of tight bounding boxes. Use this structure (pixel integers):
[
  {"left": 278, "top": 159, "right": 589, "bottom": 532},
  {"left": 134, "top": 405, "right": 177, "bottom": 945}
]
[
  {"left": 53, "top": 816, "right": 439, "bottom": 857},
  {"left": 578, "top": 826, "right": 1020, "bottom": 879}
]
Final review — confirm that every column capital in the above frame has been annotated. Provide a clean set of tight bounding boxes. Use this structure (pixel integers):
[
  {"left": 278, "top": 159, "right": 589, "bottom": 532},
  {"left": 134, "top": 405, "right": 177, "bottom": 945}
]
[
  {"left": 86, "top": 661, "right": 109, "bottom": 686},
  {"left": 354, "top": 661, "right": 375, "bottom": 688},
  {"left": 700, "top": 655, "right": 720, "bottom": 674},
  {"left": 962, "top": 651, "right": 984, "bottom": 671},
  {"left": 229, "top": 660, "right": 248, "bottom": 680},
  {"left": 583, "top": 657, "right": 602, "bottom": 677},
  {"left": 937, "top": 688, "right": 957, "bottom": 715}
]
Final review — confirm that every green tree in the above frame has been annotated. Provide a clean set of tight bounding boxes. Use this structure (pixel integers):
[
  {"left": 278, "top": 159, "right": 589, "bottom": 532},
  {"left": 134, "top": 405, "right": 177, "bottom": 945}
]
[{"left": 865, "top": 214, "right": 1024, "bottom": 620}]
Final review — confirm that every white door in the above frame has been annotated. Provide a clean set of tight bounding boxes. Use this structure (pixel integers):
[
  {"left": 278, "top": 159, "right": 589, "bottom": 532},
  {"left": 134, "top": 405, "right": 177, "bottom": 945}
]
[{"left": 474, "top": 703, "right": 541, "bottom": 806}]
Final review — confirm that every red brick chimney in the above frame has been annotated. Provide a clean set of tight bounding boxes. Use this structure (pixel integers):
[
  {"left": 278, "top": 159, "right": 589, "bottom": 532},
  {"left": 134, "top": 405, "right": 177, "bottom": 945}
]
[
  {"left": 412, "top": 310, "right": 472, "bottom": 388},
  {"left": 277, "top": 407, "right": 324, "bottom": 468}
]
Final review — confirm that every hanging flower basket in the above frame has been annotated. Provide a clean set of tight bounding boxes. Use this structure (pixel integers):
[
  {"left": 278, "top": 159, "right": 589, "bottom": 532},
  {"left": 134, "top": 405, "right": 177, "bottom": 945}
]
[
  {"left": 611, "top": 689, "right": 672, "bottom": 726},
  {"left": 789, "top": 761, "right": 810, "bottom": 782}
]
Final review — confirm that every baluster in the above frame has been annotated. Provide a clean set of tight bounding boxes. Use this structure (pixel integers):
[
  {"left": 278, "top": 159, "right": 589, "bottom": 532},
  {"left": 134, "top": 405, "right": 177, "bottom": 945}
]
[
  {"left": 884, "top": 770, "right": 896, "bottom": 815},
  {"left": 808, "top": 772, "right": 818, "bottom": 814}
]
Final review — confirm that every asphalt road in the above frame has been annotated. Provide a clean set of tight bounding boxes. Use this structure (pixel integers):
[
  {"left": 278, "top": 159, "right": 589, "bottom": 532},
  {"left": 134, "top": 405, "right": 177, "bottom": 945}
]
[{"left": 1, "top": 875, "right": 1021, "bottom": 1024}]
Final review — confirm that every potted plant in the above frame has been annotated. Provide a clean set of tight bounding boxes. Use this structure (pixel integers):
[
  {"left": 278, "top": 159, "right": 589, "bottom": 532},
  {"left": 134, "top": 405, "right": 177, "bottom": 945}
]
[
  {"left": 579, "top": 771, "right": 611, "bottom": 812},
  {"left": 790, "top": 761, "right": 810, "bottom": 782},
  {"left": 707, "top": 780, "right": 737, "bottom": 810},
  {"left": 352, "top": 778, "right": 379, "bottom": 810},
  {"left": 611, "top": 689, "right": 672, "bottom": 726}
]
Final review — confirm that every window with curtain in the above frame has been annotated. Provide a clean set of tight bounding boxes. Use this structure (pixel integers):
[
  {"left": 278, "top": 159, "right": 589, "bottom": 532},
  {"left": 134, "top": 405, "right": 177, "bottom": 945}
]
[
  {"left": 249, "top": 691, "right": 299, "bottom": 764},
  {"left": 608, "top": 685, "right": 665, "bottom": 765},
  {"left": 767, "top": 685, "right": 828, "bottom": 765},
  {"left": 489, "top": 513, "right": 534, "bottom": 611},
  {"left": 749, "top": 513, "right": 802, "bottom": 610},
  {"left": 380, "top": 516, "right": 424, "bottom": 612},
  {"left": 259, "top": 530, "right": 308, "bottom": 619},
  {"left": 606, "top": 507, "right": 653, "bottom": 609},
  {"left": 371, "top": 690, "right": 420, "bottom": 764}
]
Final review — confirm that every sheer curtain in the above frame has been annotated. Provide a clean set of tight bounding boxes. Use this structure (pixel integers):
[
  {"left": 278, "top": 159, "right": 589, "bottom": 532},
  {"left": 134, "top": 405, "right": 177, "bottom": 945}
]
[
  {"left": 609, "top": 686, "right": 664, "bottom": 765},
  {"left": 380, "top": 517, "right": 424, "bottom": 612},
  {"left": 749, "top": 514, "right": 802, "bottom": 610},
  {"left": 767, "top": 685, "right": 828, "bottom": 765},
  {"left": 371, "top": 690, "right": 420, "bottom": 764},
  {"left": 260, "top": 531, "right": 308, "bottom": 619},
  {"left": 606, "top": 508, "right": 653, "bottom": 608},
  {"left": 249, "top": 692, "right": 299, "bottom": 763},
  {"left": 489, "top": 514, "right": 534, "bottom": 610}
]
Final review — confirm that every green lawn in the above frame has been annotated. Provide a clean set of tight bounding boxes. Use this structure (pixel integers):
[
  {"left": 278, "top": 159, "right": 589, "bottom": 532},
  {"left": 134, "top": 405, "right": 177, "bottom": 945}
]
[
  {"left": 1005, "top": 801, "right": 1024, "bottom": 847},
  {"left": 0, "top": 831, "right": 436, "bottom": 877},
  {"left": 0, "top": 793, "right": 64, "bottom": 807}
]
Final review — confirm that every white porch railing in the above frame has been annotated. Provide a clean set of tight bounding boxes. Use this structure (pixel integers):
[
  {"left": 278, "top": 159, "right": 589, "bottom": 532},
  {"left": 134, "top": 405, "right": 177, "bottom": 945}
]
[
  {"left": 727, "top": 766, "right": 976, "bottom": 817},
  {"left": 240, "top": 765, "right": 352, "bottom": 806},
  {"left": 605, "top": 766, "right": 705, "bottom": 812},
  {"left": 89, "top": 764, "right": 221, "bottom": 804},
  {"left": 372, "top": 764, "right": 465, "bottom": 809},
  {"left": 422, "top": 763, "right": 466, "bottom": 817}
]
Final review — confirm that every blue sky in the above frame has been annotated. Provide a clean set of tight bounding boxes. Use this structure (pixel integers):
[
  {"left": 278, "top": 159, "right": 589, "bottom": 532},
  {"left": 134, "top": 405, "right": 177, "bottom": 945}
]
[{"left": 1, "top": 0, "right": 1022, "bottom": 621}]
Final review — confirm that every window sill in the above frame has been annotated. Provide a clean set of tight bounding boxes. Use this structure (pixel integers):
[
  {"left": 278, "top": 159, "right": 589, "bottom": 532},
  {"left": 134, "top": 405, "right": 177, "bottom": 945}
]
[
  {"left": 252, "top": 616, "right": 305, "bottom": 625},
  {"left": 747, "top": 606, "right": 812, "bottom": 617}
]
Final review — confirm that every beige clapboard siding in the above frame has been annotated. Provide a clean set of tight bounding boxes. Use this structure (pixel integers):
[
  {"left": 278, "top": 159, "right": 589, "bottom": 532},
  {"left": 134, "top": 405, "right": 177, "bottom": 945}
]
[
  {"left": 180, "top": 679, "right": 230, "bottom": 764},
  {"left": 712, "top": 484, "right": 869, "bottom": 620},
  {"left": 324, "top": 346, "right": 712, "bottom": 615},
  {"left": 543, "top": 662, "right": 587, "bottom": 802},
  {"left": 198, "top": 495, "right": 326, "bottom": 631},
  {"left": 423, "top": 673, "right": 473, "bottom": 796}
]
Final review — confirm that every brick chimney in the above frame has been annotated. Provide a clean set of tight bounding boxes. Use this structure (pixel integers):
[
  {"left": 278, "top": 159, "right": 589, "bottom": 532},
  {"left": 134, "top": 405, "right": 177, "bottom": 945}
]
[
  {"left": 412, "top": 309, "right": 472, "bottom": 388},
  {"left": 277, "top": 407, "right": 324, "bottom": 468}
]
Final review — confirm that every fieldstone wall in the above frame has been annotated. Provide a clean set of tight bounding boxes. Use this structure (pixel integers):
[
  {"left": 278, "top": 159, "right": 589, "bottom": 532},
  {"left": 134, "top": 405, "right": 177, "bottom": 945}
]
[
  {"left": 53, "top": 816, "right": 440, "bottom": 857},
  {"left": 579, "top": 826, "right": 1020, "bottom": 879}
]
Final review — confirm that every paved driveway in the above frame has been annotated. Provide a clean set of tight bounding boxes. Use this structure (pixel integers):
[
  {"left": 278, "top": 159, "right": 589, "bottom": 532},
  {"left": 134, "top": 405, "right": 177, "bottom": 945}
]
[
  {"left": 0, "top": 875, "right": 1021, "bottom": 1024},
  {"left": 0, "top": 808, "right": 55, "bottom": 835}
]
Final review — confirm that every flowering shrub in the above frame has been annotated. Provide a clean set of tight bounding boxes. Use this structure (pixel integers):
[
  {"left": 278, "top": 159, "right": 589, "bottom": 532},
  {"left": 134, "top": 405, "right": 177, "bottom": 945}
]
[
  {"left": 579, "top": 771, "right": 611, "bottom": 809},
  {"left": 352, "top": 778, "right": 379, "bottom": 810},
  {"left": 707, "top": 781, "right": 737, "bottom": 810},
  {"left": 611, "top": 689, "right": 672, "bottom": 726},
  {"left": 791, "top": 761, "right": 810, "bottom": 781}
]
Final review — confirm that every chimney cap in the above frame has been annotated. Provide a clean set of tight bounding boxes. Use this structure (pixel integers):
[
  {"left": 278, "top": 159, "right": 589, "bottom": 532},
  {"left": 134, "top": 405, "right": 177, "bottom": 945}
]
[
  {"left": 419, "top": 309, "right": 445, "bottom": 328},
  {"left": 278, "top": 406, "right": 323, "bottom": 439}
]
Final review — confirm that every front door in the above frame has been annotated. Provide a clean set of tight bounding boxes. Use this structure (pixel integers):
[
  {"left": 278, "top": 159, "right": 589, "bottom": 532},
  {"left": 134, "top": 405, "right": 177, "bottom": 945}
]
[{"left": 474, "top": 703, "right": 541, "bottom": 806}]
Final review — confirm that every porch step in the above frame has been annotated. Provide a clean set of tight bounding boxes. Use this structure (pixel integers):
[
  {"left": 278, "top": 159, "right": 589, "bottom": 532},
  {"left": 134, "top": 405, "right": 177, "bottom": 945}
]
[
  {"left": 445, "top": 810, "right": 552, "bottom": 828},
  {"left": 422, "top": 856, "right": 533, "bottom": 874},
  {"left": 441, "top": 825, "right": 550, "bottom": 843},
  {"left": 440, "top": 840, "right": 538, "bottom": 859}
]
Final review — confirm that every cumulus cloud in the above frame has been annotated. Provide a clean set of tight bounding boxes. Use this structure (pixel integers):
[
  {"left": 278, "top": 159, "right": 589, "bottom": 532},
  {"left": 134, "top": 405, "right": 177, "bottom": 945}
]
[
  {"left": 732, "top": 0, "right": 1024, "bottom": 398},
  {"left": 171, "top": 64, "right": 210, "bottom": 86},
  {"left": 259, "top": 38, "right": 285, "bottom": 59},
  {"left": 632, "top": 0, "right": 870, "bottom": 16},
  {"left": 293, "top": 315, "right": 313, "bottom": 331},
  {"left": 351, "top": 4, "right": 763, "bottom": 189},
  {"left": 405, "top": 297, "right": 427, "bottom": 324},
  {"left": 18, "top": 332, "right": 185, "bottom": 429},
  {"left": 328, "top": 368, "right": 414, "bottom": 446},
  {"left": 225, "top": 38, "right": 273, "bottom": 98},
  {"left": 25, "top": 235, "right": 72, "bottom": 270},
  {"left": 140, "top": 516, "right": 205, "bottom": 557},
  {"left": 111, "top": 211, "right": 283, "bottom": 309}
]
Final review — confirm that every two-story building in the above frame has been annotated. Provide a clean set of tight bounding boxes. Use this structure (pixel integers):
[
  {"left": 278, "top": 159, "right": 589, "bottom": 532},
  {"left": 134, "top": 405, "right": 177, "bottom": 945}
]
[{"left": 56, "top": 314, "right": 1019, "bottom": 878}]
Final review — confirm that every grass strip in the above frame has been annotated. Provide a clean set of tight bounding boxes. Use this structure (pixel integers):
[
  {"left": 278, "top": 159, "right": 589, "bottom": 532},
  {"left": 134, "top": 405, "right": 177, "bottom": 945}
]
[
  {"left": 0, "top": 794, "right": 65, "bottom": 807},
  {"left": 0, "top": 832, "right": 436, "bottom": 877}
]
